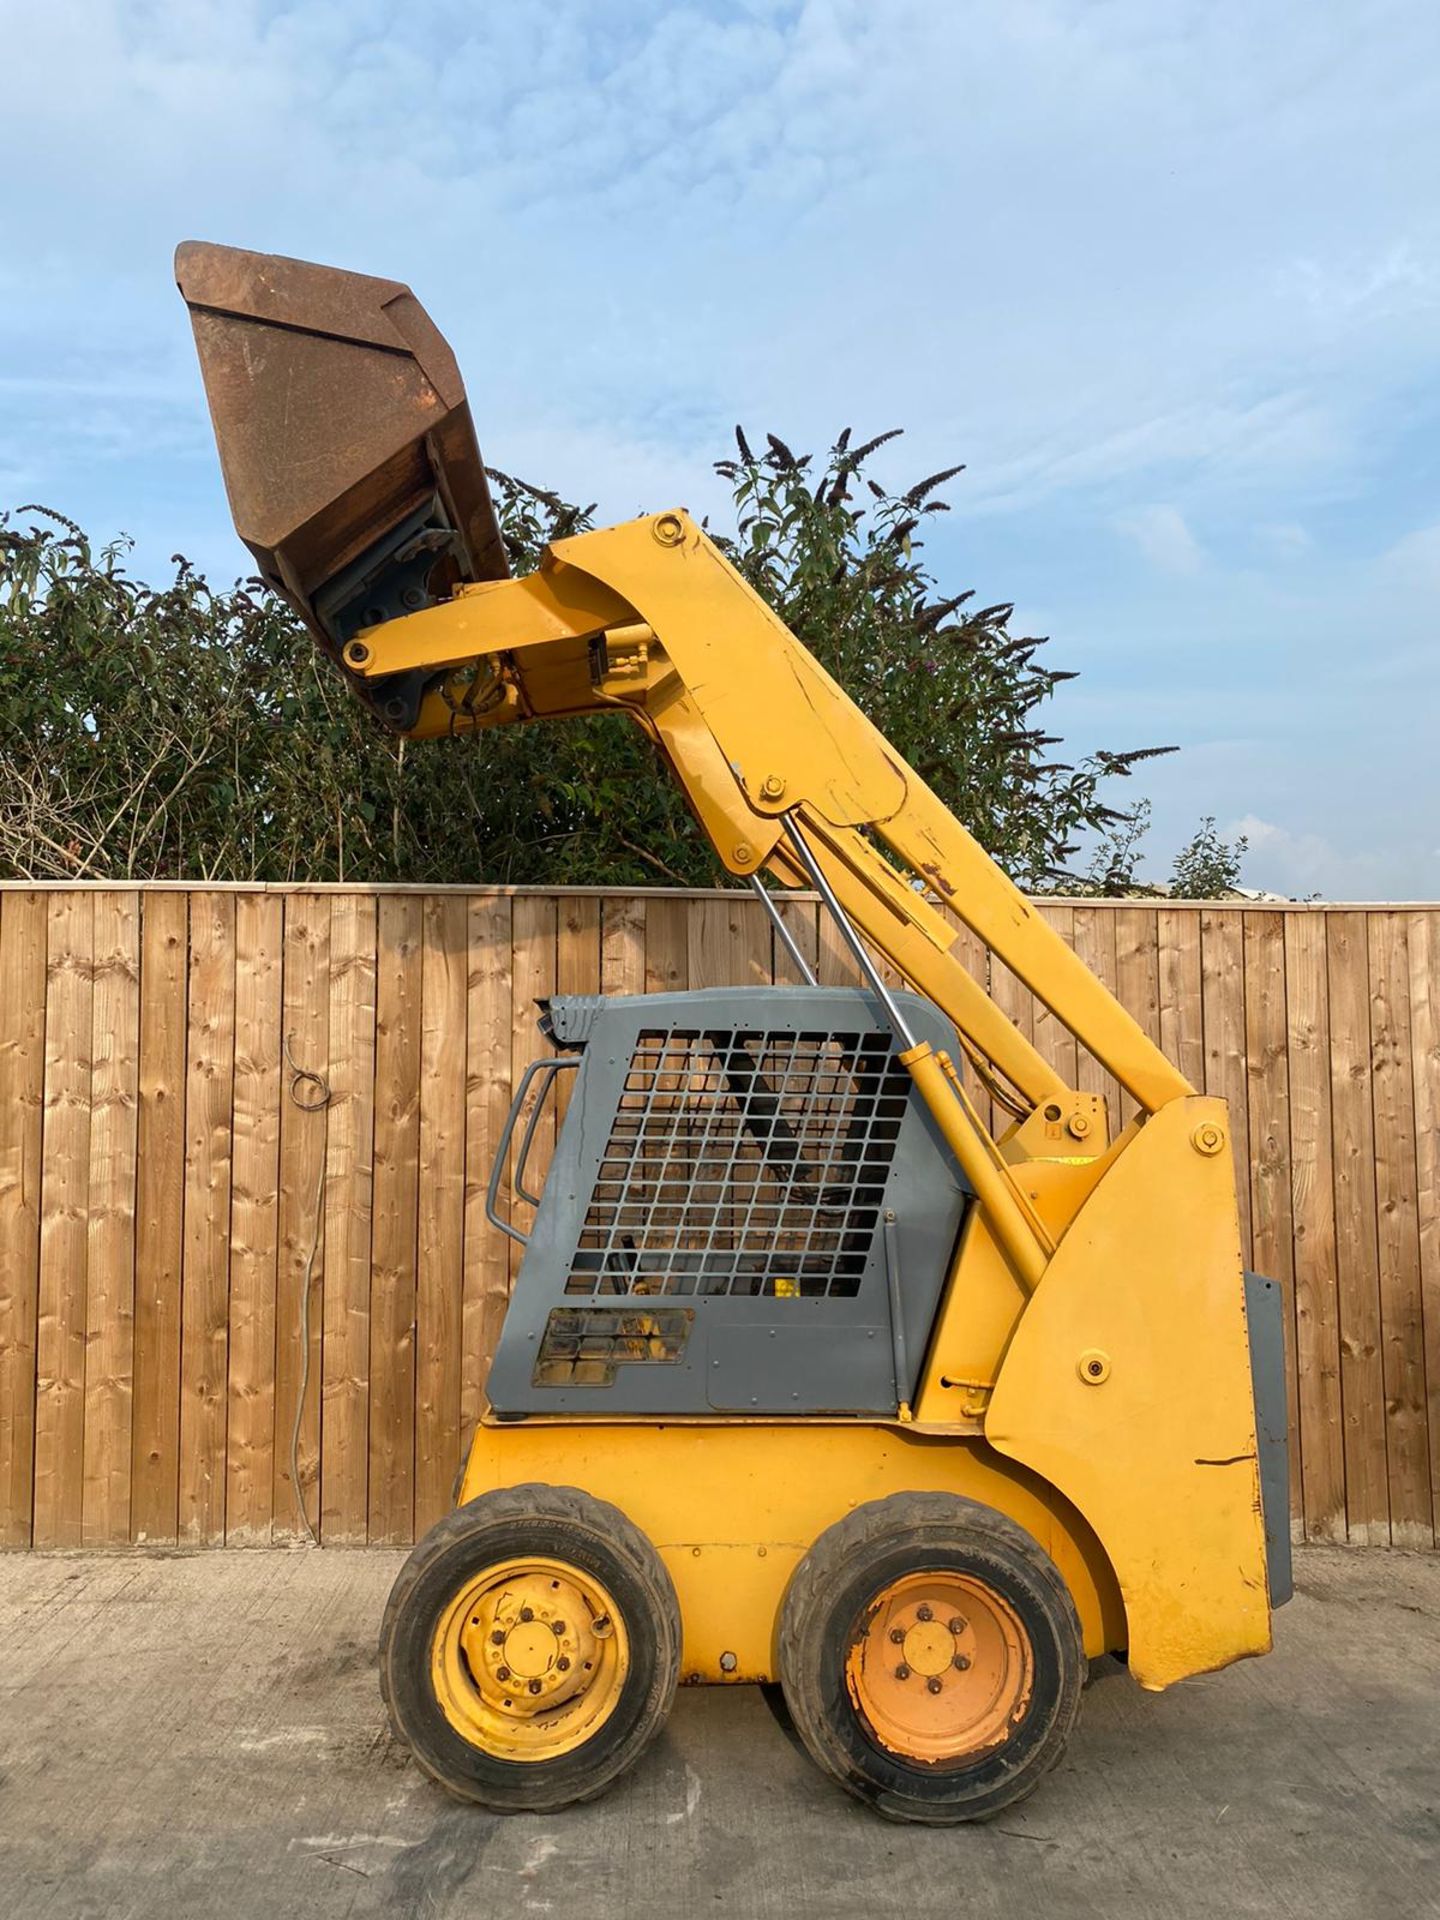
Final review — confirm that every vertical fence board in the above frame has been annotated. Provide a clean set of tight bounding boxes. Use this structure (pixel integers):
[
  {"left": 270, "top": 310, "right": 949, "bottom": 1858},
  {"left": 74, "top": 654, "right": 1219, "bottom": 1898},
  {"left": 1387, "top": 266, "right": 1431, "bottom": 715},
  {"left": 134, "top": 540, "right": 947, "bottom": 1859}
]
[
  {"left": 463, "top": 896, "right": 515, "bottom": 1438},
  {"left": 416, "top": 897, "right": 468, "bottom": 1534},
  {"left": 179, "top": 894, "right": 236, "bottom": 1545},
  {"left": 557, "top": 897, "right": 601, "bottom": 1126},
  {"left": 1327, "top": 912, "right": 1389, "bottom": 1543},
  {"left": 815, "top": 903, "right": 864, "bottom": 990},
  {"left": 1408, "top": 913, "right": 1440, "bottom": 1542},
  {"left": 321, "top": 895, "right": 377, "bottom": 1544},
  {"left": 772, "top": 895, "right": 820, "bottom": 987},
  {"left": 1243, "top": 913, "right": 1301, "bottom": 1530},
  {"left": 369, "top": 896, "right": 422, "bottom": 1546},
  {"left": 1368, "top": 915, "right": 1432, "bottom": 1546},
  {"left": 1156, "top": 909, "right": 1205, "bottom": 1092},
  {"left": 1284, "top": 914, "right": 1346, "bottom": 1541},
  {"left": 131, "top": 893, "right": 188, "bottom": 1543},
  {"left": 273, "top": 897, "right": 330, "bottom": 1541},
  {"left": 1114, "top": 909, "right": 1161, "bottom": 1134},
  {"left": 225, "top": 894, "right": 282, "bottom": 1543},
  {"left": 1201, "top": 911, "right": 1252, "bottom": 1265},
  {"left": 600, "top": 896, "right": 647, "bottom": 995},
  {"left": 34, "top": 893, "right": 93, "bottom": 1548},
  {"left": 0, "top": 896, "right": 47, "bottom": 1547},
  {"left": 83, "top": 892, "right": 140, "bottom": 1546},
  {"left": 644, "top": 896, "right": 689, "bottom": 995}
]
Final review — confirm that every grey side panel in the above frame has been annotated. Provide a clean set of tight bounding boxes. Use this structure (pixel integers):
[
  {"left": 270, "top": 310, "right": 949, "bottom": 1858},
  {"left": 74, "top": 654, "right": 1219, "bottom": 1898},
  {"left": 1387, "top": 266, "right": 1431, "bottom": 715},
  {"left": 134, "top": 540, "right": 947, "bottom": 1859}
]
[{"left": 1245, "top": 1271, "right": 1293, "bottom": 1609}]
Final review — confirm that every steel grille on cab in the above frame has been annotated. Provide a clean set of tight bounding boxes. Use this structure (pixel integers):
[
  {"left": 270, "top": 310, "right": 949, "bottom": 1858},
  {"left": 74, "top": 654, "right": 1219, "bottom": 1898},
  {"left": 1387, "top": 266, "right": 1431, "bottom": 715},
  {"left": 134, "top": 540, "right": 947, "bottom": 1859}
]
[{"left": 564, "top": 1027, "right": 909, "bottom": 1300}]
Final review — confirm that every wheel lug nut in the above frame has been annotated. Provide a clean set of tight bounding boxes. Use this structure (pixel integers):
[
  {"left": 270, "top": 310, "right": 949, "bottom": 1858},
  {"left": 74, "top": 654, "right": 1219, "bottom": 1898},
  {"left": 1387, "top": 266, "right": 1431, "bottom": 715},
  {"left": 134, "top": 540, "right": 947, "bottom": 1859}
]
[
  {"left": 552, "top": 1620, "right": 566, "bottom": 1636},
  {"left": 557, "top": 1656, "right": 570, "bottom": 1671},
  {"left": 889, "top": 1627, "right": 905, "bottom": 1645},
  {"left": 520, "top": 1607, "right": 534, "bottom": 1622},
  {"left": 916, "top": 1605, "right": 933, "bottom": 1623},
  {"left": 490, "top": 1629, "right": 506, "bottom": 1646},
  {"left": 895, "top": 1664, "right": 910, "bottom": 1681},
  {"left": 927, "top": 1677, "right": 943, "bottom": 1695},
  {"left": 496, "top": 1665, "right": 510, "bottom": 1681},
  {"left": 528, "top": 1679, "right": 543, "bottom": 1695},
  {"left": 953, "top": 1653, "right": 971, "bottom": 1672},
  {"left": 948, "top": 1617, "right": 966, "bottom": 1636}
]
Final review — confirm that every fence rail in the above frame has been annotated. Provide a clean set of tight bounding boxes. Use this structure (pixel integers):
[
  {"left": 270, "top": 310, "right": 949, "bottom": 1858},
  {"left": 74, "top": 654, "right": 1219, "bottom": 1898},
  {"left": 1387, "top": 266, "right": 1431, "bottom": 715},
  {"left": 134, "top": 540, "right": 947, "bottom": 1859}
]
[{"left": 0, "top": 886, "right": 1435, "bottom": 1550}]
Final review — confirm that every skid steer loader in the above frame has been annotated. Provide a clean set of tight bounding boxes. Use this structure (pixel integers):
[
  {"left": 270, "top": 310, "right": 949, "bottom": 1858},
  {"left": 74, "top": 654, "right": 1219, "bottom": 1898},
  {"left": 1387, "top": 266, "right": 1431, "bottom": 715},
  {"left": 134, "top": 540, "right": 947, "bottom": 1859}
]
[{"left": 178, "top": 242, "right": 1290, "bottom": 1824}]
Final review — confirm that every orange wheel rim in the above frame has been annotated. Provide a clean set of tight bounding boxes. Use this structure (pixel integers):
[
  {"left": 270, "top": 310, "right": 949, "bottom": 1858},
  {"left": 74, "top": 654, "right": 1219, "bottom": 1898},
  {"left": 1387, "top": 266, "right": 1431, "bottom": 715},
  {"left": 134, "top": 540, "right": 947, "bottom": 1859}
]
[{"left": 844, "top": 1571, "right": 1034, "bottom": 1766}]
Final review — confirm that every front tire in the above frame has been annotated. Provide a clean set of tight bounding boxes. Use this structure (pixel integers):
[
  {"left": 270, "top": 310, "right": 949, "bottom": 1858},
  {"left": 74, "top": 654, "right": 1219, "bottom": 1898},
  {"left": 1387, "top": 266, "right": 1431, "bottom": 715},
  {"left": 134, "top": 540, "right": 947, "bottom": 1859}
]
[
  {"left": 778, "top": 1492, "right": 1084, "bottom": 1824},
  {"left": 379, "top": 1483, "right": 681, "bottom": 1813}
]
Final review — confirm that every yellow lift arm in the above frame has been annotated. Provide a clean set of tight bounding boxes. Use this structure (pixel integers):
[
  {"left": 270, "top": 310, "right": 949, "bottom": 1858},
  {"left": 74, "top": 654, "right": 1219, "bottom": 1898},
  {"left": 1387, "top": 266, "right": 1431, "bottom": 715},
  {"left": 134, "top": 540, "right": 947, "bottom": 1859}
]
[
  {"left": 179, "top": 242, "right": 1274, "bottom": 1693},
  {"left": 338, "top": 509, "right": 1184, "bottom": 1286}
]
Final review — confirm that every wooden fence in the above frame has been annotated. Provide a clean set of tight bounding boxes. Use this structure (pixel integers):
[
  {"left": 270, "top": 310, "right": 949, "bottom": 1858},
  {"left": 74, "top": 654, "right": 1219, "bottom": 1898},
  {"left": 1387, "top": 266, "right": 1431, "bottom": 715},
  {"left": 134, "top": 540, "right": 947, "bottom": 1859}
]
[{"left": 0, "top": 885, "right": 1435, "bottom": 1552}]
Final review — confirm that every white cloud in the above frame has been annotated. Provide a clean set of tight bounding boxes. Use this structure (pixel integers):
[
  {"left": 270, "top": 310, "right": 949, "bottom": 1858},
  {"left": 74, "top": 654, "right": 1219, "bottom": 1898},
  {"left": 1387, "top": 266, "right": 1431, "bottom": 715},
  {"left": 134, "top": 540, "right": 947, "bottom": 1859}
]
[
  {"left": 1254, "top": 521, "right": 1312, "bottom": 561},
  {"left": 1113, "top": 504, "right": 1205, "bottom": 575},
  {"left": 1381, "top": 522, "right": 1440, "bottom": 589},
  {"left": 1227, "top": 815, "right": 1428, "bottom": 902}
]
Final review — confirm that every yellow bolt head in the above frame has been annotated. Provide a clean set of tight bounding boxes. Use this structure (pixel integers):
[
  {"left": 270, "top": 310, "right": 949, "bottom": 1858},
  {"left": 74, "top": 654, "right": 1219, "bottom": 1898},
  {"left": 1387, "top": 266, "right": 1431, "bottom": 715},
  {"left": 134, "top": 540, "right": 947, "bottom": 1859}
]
[
  {"left": 733, "top": 843, "right": 754, "bottom": 866},
  {"left": 1191, "top": 1122, "right": 1226, "bottom": 1157},
  {"left": 760, "top": 774, "right": 786, "bottom": 800},
  {"left": 1067, "top": 1111, "right": 1092, "bottom": 1139},
  {"left": 653, "top": 513, "right": 685, "bottom": 547},
  {"left": 1078, "top": 1349, "right": 1111, "bottom": 1385}
]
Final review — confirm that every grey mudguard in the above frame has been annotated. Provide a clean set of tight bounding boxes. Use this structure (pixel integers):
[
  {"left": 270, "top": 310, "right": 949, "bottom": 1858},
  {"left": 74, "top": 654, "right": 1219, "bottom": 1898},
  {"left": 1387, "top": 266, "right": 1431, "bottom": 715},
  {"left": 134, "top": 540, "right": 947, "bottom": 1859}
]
[
  {"left": 1245, "top": 1271, "right": 1294, "bottom": 1608},
  {"left": 485, "top": 986, "right": 972, "bottom": 1418}
]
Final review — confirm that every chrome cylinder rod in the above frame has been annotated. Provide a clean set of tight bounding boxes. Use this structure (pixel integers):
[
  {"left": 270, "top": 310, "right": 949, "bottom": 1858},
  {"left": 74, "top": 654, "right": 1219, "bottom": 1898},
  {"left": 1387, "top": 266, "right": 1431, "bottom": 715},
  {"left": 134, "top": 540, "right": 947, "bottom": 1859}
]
[
  {"left": 748, "top": 875, "right": 818, "bottom": 986},
  {"left": 781, "top": 816, "right": 918, "bottom": 1049}
]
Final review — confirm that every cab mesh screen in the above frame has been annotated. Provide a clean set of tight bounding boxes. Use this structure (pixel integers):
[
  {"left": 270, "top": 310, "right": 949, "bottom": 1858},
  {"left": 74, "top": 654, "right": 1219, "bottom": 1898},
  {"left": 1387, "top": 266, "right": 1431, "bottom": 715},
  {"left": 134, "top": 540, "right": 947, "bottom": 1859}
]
[{"left": 564, "top": 1028, "right": 908, "bottom": 1299}]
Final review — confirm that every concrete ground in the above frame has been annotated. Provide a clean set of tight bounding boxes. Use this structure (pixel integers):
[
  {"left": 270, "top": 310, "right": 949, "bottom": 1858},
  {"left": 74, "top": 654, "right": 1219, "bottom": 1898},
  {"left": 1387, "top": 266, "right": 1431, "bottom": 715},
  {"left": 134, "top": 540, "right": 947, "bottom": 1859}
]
[{"left": 0, "top": 1548, "right": 1437, "bottom": 1920}]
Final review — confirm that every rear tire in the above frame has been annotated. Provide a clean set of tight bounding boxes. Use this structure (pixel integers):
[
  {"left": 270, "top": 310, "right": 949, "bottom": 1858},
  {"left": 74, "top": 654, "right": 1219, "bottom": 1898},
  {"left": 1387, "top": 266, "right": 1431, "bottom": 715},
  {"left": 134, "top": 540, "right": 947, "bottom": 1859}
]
[
  {"left": 379, "top": 1483, "right": 681, "bottom": 1813},
  {"left": 778, "top": 1492, "right": 1084, "bottom": 1824}
]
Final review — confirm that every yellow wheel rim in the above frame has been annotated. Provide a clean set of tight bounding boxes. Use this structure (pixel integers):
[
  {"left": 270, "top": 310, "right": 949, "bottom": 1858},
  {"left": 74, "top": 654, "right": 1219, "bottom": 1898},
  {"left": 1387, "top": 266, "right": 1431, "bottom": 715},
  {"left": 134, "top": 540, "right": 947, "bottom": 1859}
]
[
  {"left": 844, "top": 1571, "right": 1034, "bottom": 1767},
  {"left": 430, "top": 1556, "right": 630, "bottom": 1763}
]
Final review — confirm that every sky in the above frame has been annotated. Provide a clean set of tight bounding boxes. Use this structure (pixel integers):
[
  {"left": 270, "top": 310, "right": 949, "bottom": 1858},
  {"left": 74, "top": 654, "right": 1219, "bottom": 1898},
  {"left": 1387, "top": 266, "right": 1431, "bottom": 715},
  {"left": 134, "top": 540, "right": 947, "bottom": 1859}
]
[{"left": 2, "top": 0, "right": 1437, "bottom": 898}]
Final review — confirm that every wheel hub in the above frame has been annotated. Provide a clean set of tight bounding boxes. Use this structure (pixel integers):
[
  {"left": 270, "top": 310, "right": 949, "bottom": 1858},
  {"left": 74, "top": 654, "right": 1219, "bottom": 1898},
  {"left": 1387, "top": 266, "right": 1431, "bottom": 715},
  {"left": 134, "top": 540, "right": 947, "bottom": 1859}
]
[
  {"left": 902, "top": 1618, "right": 956, "bottom": 1678},
  {"left": 845, "top": 1571, "right": 1034, "bottom": 1767},
  {"left": 459, "top": 1572, "right": 606, "bottom": 1713},
  {"left": 431, "top": 1556, "right": 628, "bottom": 1761}
]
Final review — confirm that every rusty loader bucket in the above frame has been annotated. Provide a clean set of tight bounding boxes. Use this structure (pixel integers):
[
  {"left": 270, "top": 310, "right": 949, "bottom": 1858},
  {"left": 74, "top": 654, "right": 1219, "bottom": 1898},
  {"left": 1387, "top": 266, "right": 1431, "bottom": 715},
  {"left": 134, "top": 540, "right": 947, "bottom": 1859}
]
[{"left": 177, "top": 240, "right": 508, "bottom": 728}]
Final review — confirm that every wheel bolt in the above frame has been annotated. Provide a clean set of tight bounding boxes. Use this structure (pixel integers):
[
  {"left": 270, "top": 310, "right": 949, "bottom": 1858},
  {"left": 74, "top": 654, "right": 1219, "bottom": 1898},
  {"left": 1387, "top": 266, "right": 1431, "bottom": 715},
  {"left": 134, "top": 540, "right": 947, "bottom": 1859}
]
[
  {"left": 528, "top": 1679, "right": 543, "bottom": 1695},
  {"left": 953, "top": 1654, "right": 971, "bottom": 1672},
  {"left": 552, "top": 1620, "right": 566, "bottom": 1636},
  {"left": 520, "top": 1607, "right": 534, "bottom": 1623},
  {"left": 557, "top": 1656, "right": 571, "bottom": 1671},
  {"left": 948, "top": 1617, "right": 966, "bottom": 1636},
  {"left": 916, "top": 1604, "right": 933, "bottom": 1623},
  {"left": 889, "top": 1627, "right": 905, "bottom": 1645},
  {"left": 490, "top": 1629, "right": 506, "bottom": 1645},
  {"left": 496, "top": 1665, "right": 510, "bottom": 1681},
  {"left": 895, "top": 1664, "right": 910, "bottom": 1681},
  {"left": 927, "top": 1677, "right": 943, "bottom": 1695}
]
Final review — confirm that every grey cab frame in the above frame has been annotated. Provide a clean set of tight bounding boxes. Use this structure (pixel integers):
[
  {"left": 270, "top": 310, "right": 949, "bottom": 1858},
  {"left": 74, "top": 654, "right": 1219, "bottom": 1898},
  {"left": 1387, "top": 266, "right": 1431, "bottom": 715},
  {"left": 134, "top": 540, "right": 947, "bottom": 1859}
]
[{"left": 485, "top": 986, "right": 973, "bottom": 1419}]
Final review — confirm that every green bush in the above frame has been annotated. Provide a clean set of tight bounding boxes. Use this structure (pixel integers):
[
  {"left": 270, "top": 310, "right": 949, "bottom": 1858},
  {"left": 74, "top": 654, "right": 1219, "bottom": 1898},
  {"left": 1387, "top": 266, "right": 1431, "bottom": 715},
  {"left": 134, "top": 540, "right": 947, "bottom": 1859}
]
[{"left": 0, "top": 435, "right": 1169, "bottom": 886}]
